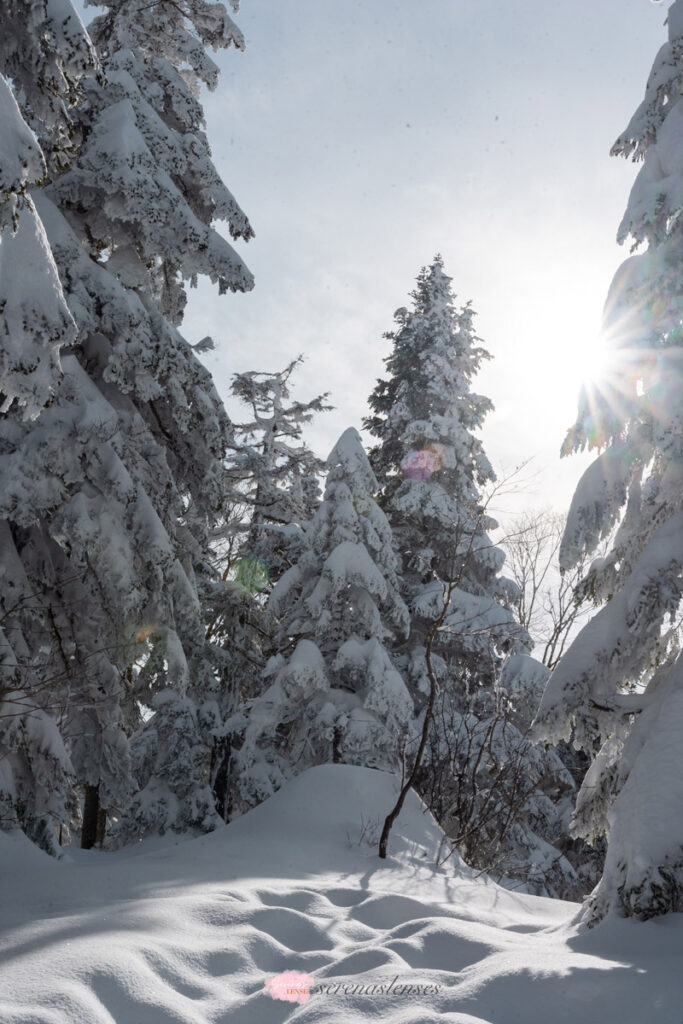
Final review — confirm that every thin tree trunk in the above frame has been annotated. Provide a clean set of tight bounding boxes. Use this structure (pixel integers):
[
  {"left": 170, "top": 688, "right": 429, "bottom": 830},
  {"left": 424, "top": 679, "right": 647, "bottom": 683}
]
[
  {"left": 81, "top": 783, "right": 100, "bottom": 850},
  {"left": 332, "top": 726, "right": 343, "bottom": 764},
  {"left": 96, "top": 805, "right": 107, "bottom": 847},
  {"left": 211, "top": 736, "right": 231, "bottom": 822},
  {"left": 379, "top": 595, "right": 450, "bottom": 859}
]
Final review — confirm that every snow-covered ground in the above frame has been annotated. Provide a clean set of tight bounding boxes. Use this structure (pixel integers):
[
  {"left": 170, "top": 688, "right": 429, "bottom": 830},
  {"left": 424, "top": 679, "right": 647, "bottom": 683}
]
[{"left": 1, "top": 765, "right": 682, "bottom": 1024}]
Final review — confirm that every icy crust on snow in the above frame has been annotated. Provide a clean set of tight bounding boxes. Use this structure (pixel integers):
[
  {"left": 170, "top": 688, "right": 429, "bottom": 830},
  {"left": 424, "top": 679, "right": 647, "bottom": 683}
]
[{"left": 1, "top": 765, "right": 682, "bottom": 1024}]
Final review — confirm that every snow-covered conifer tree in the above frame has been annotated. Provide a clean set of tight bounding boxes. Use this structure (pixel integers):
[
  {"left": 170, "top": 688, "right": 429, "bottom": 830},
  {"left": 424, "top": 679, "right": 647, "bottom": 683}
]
[
  {"left": 534, "top": 3, "right": 683, "bottom": 922},
  {"left": 0, "top": 0, "right": 254, "bottom": 849},
  {"left": 366, "top": 259, "right": 580, "bottom": 893},
  {"left": 233, "top": 428, "right": 413, "bottom": 803},
  {"left": 365, "top": 256, "right": 524, "bottom": 696},
  {"left": 0, "top": 0, "right": 96, "bottom": 851},
  {"left": 192, "top": 359, "right": 329, "bottom": 819},
  {"left": 229, "top": 357, "right": 330, "bottom": 584}
]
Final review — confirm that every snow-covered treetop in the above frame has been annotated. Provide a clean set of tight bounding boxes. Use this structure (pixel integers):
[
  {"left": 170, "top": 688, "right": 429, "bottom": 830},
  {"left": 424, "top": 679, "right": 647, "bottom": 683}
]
[
  {"left": 326, "top": 426, "right": 379, "bottom": 493},
  {"left": 232, "top": 357, "right": 331, "bottom": 448},
  {"left": 236, "top": 429, "right": 413, "bottom": 800},
  {"left": 364, "top": 255, "right": 517, "bottom": 621},
  {"left": 366, "top": 255, "right": 494, "bottom": 509},
  {"left": 268, "top": 427, "right": 410, "bottom": 649},
  {"left": 227, "top": 357, "right": 329, "bottom": 579}
]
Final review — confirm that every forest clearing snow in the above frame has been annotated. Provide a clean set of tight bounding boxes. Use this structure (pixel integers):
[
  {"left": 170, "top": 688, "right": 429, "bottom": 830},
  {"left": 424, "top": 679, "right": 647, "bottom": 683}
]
[{"left": 1, "top": 764, "right": 682, "bottom": 1024}]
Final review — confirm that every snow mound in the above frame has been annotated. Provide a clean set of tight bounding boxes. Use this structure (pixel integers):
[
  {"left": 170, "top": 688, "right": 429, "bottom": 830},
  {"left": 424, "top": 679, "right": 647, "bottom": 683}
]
[{"left": 1, "top": 765, "right": 682, "bottom": 1023}]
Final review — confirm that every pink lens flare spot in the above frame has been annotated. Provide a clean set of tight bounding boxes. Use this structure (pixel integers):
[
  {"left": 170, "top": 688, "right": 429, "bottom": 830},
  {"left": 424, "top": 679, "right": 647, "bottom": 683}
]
[
  {"left": 403, "top": 444, "right": 446, "bottom": 481},
  {"left": 264, "top": 970, "right": 314, "bottom": 1004}
]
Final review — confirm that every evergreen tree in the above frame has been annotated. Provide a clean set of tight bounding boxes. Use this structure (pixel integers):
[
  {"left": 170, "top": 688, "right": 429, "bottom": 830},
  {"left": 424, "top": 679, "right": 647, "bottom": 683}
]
[
  {"left": 229, "top": 356, "right": 330, "bottom": 584},
  {"left": 0, "top": 0, "right": 254, "bottom": 849},
  {"left": 534, "top": 3, "right": 683, "bottom": 922},
  {"left": 233, "top": 428, "right": 413, "bottom": 803},
  {"left": 0, "top": 0, "right": 95, "bottom": 852},
  {"left": 193, "top": 359, "right": 329, "bottom": 821},
  {"left": 366, "top": 258, "right": 579, "bottom": 894},
  {"left": 365, "top": 256, "right": 523, "bottom": 697}
]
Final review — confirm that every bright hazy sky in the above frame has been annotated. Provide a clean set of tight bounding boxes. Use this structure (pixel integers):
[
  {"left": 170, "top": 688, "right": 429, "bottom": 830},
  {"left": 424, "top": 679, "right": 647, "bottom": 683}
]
[{"left": 127, "top": 2, "right": 673, "bottom": 517}]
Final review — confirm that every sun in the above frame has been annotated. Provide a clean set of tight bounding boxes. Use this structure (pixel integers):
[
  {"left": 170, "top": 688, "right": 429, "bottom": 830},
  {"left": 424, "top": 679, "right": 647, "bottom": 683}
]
[{"left": 575, "top": 336, "right": 612, "bottom": 390}]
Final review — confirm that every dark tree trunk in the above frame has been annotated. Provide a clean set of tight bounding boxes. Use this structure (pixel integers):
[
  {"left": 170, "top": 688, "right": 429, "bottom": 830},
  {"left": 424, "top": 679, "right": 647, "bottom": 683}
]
[
  {"left": 211, "top": 736, "right": 231, "bottom": 822},
  {"left": 332, "top": 726, "right": 343, "bottom": 764},
  {"left": 81, "top": 783, "right": 100, "bottom": 850},
  {"left": 96, "top": 805, "right": 107, "bottom": 847},
  {"left": 379, "top": 595, "right": 449, "bottom": 859}
]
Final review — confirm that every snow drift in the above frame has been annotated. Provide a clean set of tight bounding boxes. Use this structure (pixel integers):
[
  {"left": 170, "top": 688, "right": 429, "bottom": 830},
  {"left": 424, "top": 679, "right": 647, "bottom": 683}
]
[{"left": 1, "top": 764, "right": 682, "bottom": 1023}]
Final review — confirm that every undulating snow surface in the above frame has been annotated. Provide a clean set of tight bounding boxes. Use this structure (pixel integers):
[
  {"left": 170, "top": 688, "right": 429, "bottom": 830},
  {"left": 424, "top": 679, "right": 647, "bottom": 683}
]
[{"left": 1, "top": 765, "right": 681, "bottom": 1023}]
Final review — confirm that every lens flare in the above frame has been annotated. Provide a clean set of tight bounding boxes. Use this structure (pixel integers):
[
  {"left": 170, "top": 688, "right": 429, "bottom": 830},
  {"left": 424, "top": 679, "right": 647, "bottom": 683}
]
[
  {"left": 402, "top": 443, "right": 447, "bottom": 481},
  {"left": 567, "top": 245, "right": 683, "bottom": 453},
  {"left": 134, "top": 624, "right": 156, "bottom": 643},
  {"left": 231, "top": 556, "right": 269, "bottom": 596}
]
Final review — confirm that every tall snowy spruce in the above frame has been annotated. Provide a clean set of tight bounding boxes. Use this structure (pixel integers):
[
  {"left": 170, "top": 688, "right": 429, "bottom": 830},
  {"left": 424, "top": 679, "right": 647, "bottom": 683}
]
[
  {"left": 0, "top": 0, "right": 254, "bottom": 850},
  {"left": 365, "top": 256, "right": 524, "bottom": 691},
  {"left": 233, "top": 428, "right": 413, "bottom": 804},
  {"left": 534, "top": 3, "right": 683, "bottom": 922},
  {"left": 197, "top": 359, "right": 329, "bottom": 820},
  {"left": 366, "top": 258, "right": 579, "bottom": 895}
]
